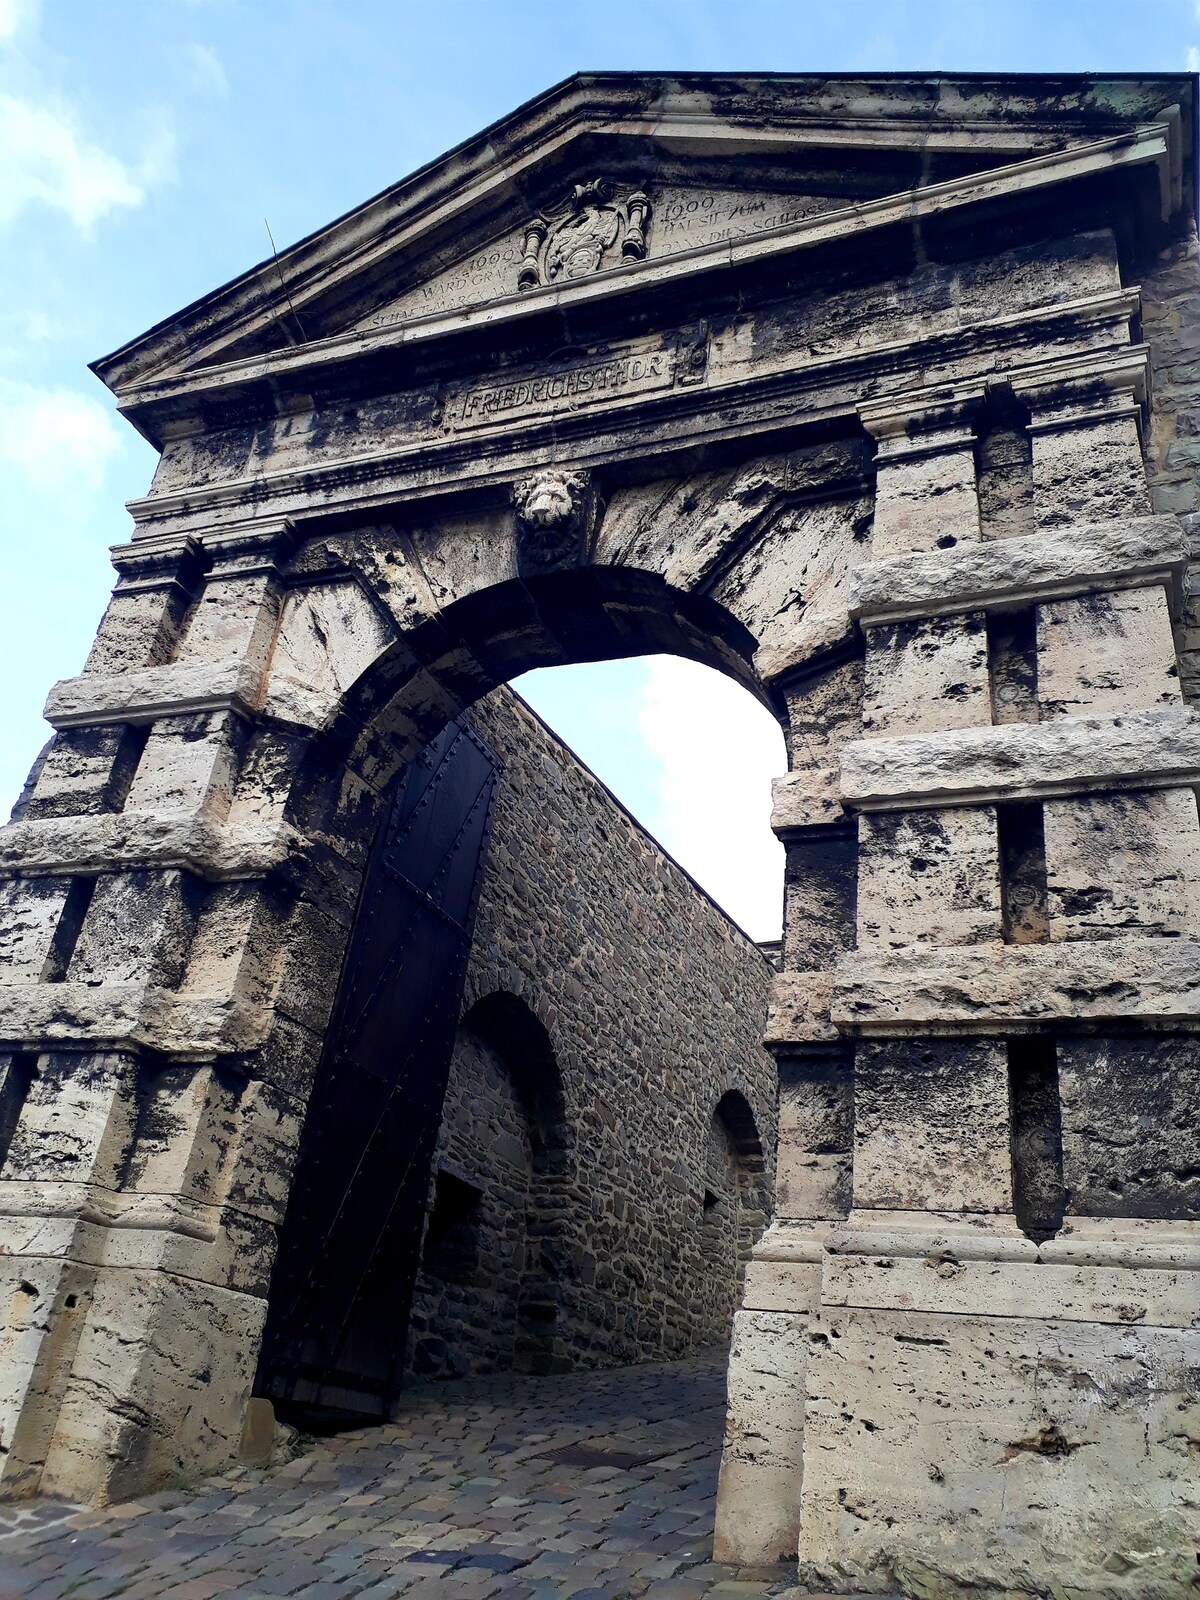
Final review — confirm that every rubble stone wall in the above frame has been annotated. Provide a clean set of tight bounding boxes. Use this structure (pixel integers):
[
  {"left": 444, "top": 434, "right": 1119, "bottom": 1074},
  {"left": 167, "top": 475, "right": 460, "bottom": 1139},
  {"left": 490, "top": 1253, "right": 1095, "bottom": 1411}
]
[{"left": 406, "top": 689, "right": 776, "bottom": 1380}]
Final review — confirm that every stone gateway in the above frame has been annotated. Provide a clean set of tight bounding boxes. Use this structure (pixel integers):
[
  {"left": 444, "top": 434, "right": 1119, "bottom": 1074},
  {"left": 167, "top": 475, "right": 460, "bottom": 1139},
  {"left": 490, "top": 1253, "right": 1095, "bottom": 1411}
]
[{"left": 0, "top": 71, "right": 1198, "bottom": 1598}]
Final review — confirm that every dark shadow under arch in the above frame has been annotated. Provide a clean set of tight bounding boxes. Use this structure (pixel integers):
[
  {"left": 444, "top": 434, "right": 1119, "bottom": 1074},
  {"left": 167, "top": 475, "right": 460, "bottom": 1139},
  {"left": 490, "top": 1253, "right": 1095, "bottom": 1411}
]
[{"left": 705, "top": 1089, "right": 769, "bottom": 1332}]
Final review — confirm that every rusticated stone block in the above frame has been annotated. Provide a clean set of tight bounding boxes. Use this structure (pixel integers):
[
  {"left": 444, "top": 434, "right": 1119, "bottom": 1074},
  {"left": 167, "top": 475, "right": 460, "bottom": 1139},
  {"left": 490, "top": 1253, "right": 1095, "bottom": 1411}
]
[
  {"left": 857, "top": 806, "right": 1002, "bottom": 948},
  {"left": 797, "top": 1301, "right": 1199, "bottom": 1598},
  {"left": 847, "top": 512, "right": 1185, "bottom": 625},
  {"left": 840, "top": 705, "right": 1200, "bottom": 810},
  {"left": 862, "top": 612, "right": 992, "bottom": 735},
  {"left": 1044, "top": 786, "right": 1200, "bottom": 941},
  {"left": 1037, "top": 586, "right": 1181, "bottom": 719},
  {"left": 1058, "top": 1035, "right": 1200, "bottom": 1219},
  {"left": 853, "top": 1038, "right": 1013, "bottom": 1213}
]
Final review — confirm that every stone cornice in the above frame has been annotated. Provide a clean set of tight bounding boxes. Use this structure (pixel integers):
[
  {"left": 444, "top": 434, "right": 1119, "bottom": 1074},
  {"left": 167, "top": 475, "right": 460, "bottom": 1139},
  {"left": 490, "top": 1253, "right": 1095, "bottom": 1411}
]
[
  {"left": 92, "top": 73, "right": 1190, "bottom": 398},
  {"left": 112, "top": 131, "right": 1164, "bottom": 438},
  {"left": 847, "top": 513, "right": 1187, "bottom": 625},
  {"left": 44, "top": 659, "right": 263, "bottom": 730},
  {"left": 123, "top": 288, "right": 1142, "bottom": 538},
  {"left": 0, "top": 979, "right": 272, "bottom": 1057},
  {"left": 839, "top": 706, "right": 1200, "bottom": 812}
]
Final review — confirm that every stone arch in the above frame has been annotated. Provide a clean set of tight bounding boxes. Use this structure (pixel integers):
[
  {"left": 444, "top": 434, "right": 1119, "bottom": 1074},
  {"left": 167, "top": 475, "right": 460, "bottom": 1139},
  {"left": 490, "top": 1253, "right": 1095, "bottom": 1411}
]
[
  {"left": 259, "top": 558, "right": 787, "bottom": 1178},
  {"left": 702, "top": 1089, "right": 768, "bottom": 1338},
  {"left": 406, "top": 990, "right": 572, "bottom": 1381}
]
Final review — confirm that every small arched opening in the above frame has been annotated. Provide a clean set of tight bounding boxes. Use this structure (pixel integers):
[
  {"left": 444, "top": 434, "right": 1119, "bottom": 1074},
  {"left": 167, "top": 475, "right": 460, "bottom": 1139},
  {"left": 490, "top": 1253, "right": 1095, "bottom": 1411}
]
[
  {"left": 700, "top": 1090, "right": 768, "bottom": 1341},
  {"left": 406, "top": 991, "right": 572, "bottom": 1380}
]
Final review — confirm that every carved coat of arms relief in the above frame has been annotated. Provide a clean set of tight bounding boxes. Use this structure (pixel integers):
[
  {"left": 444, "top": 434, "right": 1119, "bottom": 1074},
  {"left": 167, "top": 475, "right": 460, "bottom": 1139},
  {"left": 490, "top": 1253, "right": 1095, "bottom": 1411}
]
[{"left": 518, "top": 179, "right": 650, "bottom": 291}]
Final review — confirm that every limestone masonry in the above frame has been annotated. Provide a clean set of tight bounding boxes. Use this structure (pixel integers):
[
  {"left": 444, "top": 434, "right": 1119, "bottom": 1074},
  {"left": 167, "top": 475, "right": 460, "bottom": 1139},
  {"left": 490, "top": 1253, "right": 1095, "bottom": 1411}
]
[{"left": 0, "top": 70, "right": 1198, "bottom": 1600}]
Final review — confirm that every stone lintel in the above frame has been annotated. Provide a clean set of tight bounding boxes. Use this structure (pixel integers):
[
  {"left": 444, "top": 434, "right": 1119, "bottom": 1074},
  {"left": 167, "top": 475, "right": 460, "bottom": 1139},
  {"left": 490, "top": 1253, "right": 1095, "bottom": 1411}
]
[
  {"left": 122, "top": 289, "right": 1143, "bottom": 543},
  {"left": 840, "top": 706, "right": 1200, "bottom": 811},
  {"left": 847, "top": 513, "right": 1185, "bottom": 625},
  {"left": 0, "top": 811, "right": 301, "bottom": 883},
  {"left": 44, "top": 659, "right": 262, "bottom": 730},
  {"left": 830, "top": 935, "right": 1200, "bottom": 1034},
  {"left": 0, "top": 981, "right": 271, "bottom": 1057}
]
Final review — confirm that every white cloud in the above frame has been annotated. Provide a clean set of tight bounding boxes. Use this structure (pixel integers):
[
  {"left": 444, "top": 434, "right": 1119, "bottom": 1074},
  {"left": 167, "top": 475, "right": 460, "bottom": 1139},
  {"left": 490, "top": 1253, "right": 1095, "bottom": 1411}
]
[
  {"left": 636, "top": 655, "right": 786, "bottom": 941},
  {"left": 1188, "top": 46, "right": 1200, "bottom": 72},
  {"left": 0, "top": 0, "right": 37, "bottom": 44},
  {"left": 182, "top": 41, "right": 229, "bottom": 96},
  {"left": 0, "top": 93, "right": 172, "bottom": 233},
  {"left": 0, "top": 381, "right": 122, "bottom": 490}
]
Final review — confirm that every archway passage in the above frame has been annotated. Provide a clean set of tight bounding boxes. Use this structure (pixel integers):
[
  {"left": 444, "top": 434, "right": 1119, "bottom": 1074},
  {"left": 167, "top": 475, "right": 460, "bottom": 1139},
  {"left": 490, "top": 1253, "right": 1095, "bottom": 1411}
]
[
  {"left": 2, "top": 69, "right": 1195, "bottom": 1600},
  {"left": 257, "top": 672, "right": 778, "bottom": 1428}
]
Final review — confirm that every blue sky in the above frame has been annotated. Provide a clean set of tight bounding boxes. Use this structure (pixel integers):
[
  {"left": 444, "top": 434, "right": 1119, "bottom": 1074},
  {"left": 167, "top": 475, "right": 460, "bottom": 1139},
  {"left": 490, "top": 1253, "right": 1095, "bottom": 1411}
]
[{"left": 2, "top": 0, "right": 1198, "bottom": 939}]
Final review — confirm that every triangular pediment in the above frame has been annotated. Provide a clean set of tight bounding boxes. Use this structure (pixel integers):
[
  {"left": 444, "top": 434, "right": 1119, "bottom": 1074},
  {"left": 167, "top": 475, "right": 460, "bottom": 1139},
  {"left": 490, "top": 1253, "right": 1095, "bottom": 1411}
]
[
  {"left": 353, "top": 180, "right": 863, "bottom": 334},
  {"left": 92, "top": 72, "right": 1194, "bottom": 419}
]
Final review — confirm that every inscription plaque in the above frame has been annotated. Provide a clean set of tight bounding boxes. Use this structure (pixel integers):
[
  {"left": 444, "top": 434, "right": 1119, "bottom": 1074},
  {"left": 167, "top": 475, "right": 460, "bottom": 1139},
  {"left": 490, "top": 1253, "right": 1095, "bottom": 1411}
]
[
  {"left": 448, "top": 342, "right": 688, "bottom": 431},
  {"left": 652, "top": 187, "right": 840, "bottom": 256}
]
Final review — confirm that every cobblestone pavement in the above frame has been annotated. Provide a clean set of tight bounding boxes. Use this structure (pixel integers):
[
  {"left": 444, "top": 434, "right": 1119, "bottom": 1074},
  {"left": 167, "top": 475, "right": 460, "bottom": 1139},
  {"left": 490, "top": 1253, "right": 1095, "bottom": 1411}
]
[{"left": 0, "top": 1350, "right": 832, "bottom": 1600}]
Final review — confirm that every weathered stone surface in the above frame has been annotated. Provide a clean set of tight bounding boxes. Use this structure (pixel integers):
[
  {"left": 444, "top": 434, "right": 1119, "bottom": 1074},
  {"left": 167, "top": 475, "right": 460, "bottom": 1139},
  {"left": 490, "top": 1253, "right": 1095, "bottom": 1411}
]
[
  {"left": 774, "top": 1049, "right": 853, "bottom": 1221},
  {"left": 853, "top": 1039, "right": 1013, "bottom": 1213},
  {"left": 43, "top": 659, "right": 260, "bottom": 729},
  {"left": 857, "top": 807, "right": 1002, "bottom": 948},
  {"left": 1044, "top": 785, "right": 1200, "bottom": 941},
  {"left": 770, "top": 765, "right": 843, "bottom": 831},
  {"left": 1058, "top": 1035, "right": 1200, "bottom": 1219},
  {"left": 765, "top": 972, "right": 838, "bottom": 1045},
  {"left": 840, "top": 704, "right": 1200, "bottom": 809},
  {"left": 0, "top": 809, "right": 301, "bottom": 883},
  {"left": 860, "top": 415, "right": 981, "bottom": 560},
  {"left": 1037, "top": 584, "right": 1181, "bottom": 719},
  {"left": 783, "top": 828, "right": 857, "bottom": 971},
  {"left": 1026, "top": 395, "right": 1152, "bottom": 527},
  {"left": 847, "top": 512, "right": 1185, "bottom": 624},
  {"left": 862, "top": 612, "right": 992, "bottom": 735},
  {"left": 2, "top": 65, "right": 1198, "bottom": 1598},
  {"left": 713, "top": 1310, "right": 809, "bottom": 1566},
  {"left": 832, "top": 935, "right": 1200, "bottom": 1032},
  {"left": 797, "top": 1301, "right": 1199, "bottom": 1599}
]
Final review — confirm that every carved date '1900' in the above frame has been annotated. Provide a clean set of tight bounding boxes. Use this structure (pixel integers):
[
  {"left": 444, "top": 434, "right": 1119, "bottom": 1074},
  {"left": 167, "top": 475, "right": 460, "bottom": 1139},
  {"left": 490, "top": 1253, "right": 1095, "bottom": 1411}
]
[{"left": 451, "top": 347, "right": 678, "bottom": 430}]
